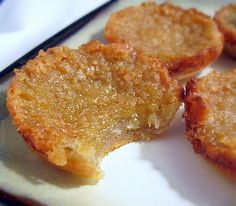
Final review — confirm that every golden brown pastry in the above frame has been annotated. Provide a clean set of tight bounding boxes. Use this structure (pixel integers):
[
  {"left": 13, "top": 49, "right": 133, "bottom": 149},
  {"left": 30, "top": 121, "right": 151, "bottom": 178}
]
[
  {"left": 214, "top": 4, "right": 236, "bottom": 58},
  {"left": 184, "top": 70, "right": 236, "bottom": 174},
  {"left": 105, "top": 2, "right": 224, "bottom": 80},
  {"left": 7, "top": 41, "right": 182, "bottom": 181}
]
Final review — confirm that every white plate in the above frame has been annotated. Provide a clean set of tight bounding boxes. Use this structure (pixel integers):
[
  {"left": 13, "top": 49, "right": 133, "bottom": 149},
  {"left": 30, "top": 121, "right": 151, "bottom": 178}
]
[{"left": 0, "top": 1, "right": 236, "bottom": 205}]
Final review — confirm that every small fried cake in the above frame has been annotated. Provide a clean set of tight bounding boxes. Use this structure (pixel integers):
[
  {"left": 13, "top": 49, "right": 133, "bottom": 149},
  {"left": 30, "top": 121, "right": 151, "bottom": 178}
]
[
  {"left": 7, "top": 41, "right": 182, "bottom": 180},
  {"left": 184, "top": 70, "right": 236, "bottom": 174},
  {"left": 214, "top": 4, "right": 236, "bottom": 58},
  {"left": 105, "top": 2, "right": 224, "bottom": 80}
]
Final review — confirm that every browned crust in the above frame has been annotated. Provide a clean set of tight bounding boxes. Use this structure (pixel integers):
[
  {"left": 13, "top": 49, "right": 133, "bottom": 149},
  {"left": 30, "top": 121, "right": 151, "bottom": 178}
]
[
  {"left": 7, "top": 76, "right": 51, "bottom": 156},
  {"left": 184, "top": 78, "right": 207, "bottom": 128},
  {"left": 166, "top": 46, "right": 223, "bottom": 80},
  {"left": 7, "top": 41, "right": 182, "bottom": 180},
  {"left": 184, "top": 76, "right": 236, "bottom": 174},
  {"left": 214, "top": 4, "right": 236, "bottom": 45},
  {"left": 214, "top": 4, "right": 236, "bottom": 58},
  {"left": 105, "top": 2, "right": 224, "bottom": 80}
]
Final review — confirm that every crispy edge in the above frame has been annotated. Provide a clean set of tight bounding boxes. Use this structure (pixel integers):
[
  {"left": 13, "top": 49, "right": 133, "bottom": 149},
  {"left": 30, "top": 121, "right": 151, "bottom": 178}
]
[
  {"left": 105, "top": 2, "right": 224, "bottom": 80},
  {"left": 214, "top": 4, "right": 236, "bottom": 45},
  {"left": 7, "top": 42, "right": 182, "bottom": 180},
  {"left": 7, "top": 68, "right": 56, "bottom": 164},
  {"left": 184, "top": 77, "right": 236, "bottom": 175},
  {"left": 214, "top": 4, "right": 236, "bottom": 58},
  {"left": 167, "top": 45, "right": 223, "bottom": 80},
  {"left": 6, "top": 49, "right": 103, "bottom": 180}
]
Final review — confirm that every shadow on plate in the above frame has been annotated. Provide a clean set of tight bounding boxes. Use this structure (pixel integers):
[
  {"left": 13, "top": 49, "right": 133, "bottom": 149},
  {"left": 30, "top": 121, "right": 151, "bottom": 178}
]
[
  {"left": 211, "top": 53, "right": 236, "bottom": 71},
  {"left": 0, "top": 91, "right": 8, "bottom": 121},
  {"left": 140, "top": 110, "right": 236, "bottom": 206},
  {"left": 90, "top": 29, "right": 107, "bottom": 43},
  {"left": 0, "top": 116, "right": 94, "bottom": 188}
]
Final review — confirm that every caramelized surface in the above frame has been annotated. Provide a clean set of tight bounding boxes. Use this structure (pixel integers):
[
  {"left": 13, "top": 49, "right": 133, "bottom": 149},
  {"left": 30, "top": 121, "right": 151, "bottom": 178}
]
[
  {"left": 215, "top": 4, "right": 236, "bottom": 43},
  {"left": 7, "top": 41, "right": 181, "bottom": 179},
  {"left": 105, "top": 2, "right": 223, "bottom": 79},
  {"left": 184, "top": 70, "right": 236, "bottom": 172}
]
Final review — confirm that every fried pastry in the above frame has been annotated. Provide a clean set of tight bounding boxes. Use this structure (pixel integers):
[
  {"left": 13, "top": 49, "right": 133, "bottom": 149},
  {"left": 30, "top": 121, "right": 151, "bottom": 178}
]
[
  {"left": 7, "top": 41, "right": 182, "bottom": 181},
  {"left": 214, "top": 4, "right": 236, "bottom": 58},
  {"left": 105, "top": 2, "right": 224, "bottom": 80},
  {"left": 184, "top": 70, "right": 236, "bottom": 174}
]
